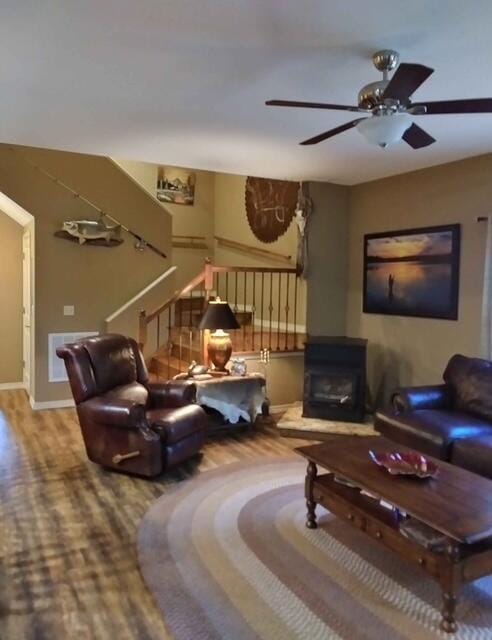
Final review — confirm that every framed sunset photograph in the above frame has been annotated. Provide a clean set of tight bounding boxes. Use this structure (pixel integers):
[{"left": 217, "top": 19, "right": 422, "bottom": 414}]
[{"left": 363, "top": 224, "right": 461, "bottom": 320}]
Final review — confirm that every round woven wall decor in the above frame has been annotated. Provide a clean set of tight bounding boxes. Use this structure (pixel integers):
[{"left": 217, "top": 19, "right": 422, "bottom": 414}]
[{"left": 245, "top": 177, "right": 299, "bottom": 243}]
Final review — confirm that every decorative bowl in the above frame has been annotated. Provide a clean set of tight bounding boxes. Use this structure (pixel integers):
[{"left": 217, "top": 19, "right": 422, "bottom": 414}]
[{"left": 368, "top": 450, "right": 439, "bottom": 479}]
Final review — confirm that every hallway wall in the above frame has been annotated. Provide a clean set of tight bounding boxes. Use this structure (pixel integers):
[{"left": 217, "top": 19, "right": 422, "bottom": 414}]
[
  {"left": 0, "top": 212, "right": 23, "bottom": 384},
  {"left": 0, "top": 144, "right": 173, "bottom": 403}
]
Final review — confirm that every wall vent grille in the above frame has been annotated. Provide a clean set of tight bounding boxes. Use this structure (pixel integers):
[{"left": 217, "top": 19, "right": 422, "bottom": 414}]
[{"left": 48, "top": 332, "right": 98, "bottom": 382}]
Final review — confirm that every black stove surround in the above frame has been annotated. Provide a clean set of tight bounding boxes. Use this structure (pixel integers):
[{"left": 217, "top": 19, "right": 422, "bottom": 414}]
[{"left": 303, "top": 337, "right": 367, "bottom": 423}]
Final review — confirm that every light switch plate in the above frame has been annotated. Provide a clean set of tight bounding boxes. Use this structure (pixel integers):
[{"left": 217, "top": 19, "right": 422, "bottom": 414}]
[{"left": 63, "top": 305, "right": 75, "bottom": 316}]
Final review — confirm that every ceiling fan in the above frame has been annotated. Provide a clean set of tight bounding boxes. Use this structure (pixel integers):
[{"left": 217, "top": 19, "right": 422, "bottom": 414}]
[{"left": 266, "top": 50, "right": 492, "bottom": 149}]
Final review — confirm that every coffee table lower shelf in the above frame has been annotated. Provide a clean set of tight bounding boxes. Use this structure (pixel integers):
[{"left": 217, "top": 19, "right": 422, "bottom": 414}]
[{"left": 304, "top": 463, "right": 492, "bottom": 634}]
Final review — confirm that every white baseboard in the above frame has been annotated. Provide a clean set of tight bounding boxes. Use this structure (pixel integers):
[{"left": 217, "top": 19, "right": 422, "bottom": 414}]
[
  {"left": 29, "top": 396, "right": 75, "bottom": 410},
  {"left": 0, "top": 381, "right": 25, "bottom": 390}
]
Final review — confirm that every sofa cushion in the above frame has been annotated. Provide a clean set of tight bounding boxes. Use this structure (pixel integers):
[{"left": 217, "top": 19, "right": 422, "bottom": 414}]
[
  {"left": 451, "top": 435, "right": 492, "bottom": 479},
  {"left": 375, "top": 409, "right": 492, "bottom": 459},
  {"left": 444, "top": 354, "right": 492, "bottom": 421}
]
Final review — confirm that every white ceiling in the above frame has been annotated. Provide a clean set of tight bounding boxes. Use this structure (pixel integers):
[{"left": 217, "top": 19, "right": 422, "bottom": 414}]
[{"left": 2, "top": 1, "right": 492, "bottom": 184}]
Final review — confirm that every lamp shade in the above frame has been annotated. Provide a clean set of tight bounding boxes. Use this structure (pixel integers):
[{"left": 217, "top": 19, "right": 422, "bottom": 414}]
[
  {"left": 357, "top": 113, "right": 412, "bottom": 148},
  {"left": 198, "top": 299, "right": 240, "bottom": 331}
]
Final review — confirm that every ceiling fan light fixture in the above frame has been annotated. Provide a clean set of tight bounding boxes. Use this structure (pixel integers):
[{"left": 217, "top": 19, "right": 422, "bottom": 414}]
[{"left": 356, "top": 112, "right": 412, "bottom": 148}]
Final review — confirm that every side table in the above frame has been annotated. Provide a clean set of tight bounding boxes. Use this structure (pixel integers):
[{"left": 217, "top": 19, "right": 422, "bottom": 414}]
[{"left": 194, "top": 373, "right": 268, "bottom": 432}]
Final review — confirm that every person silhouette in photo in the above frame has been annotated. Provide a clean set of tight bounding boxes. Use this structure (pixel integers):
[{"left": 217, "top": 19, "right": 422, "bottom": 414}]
[{"left": 388, "top": 274, "right": 395, "bottom": 302}]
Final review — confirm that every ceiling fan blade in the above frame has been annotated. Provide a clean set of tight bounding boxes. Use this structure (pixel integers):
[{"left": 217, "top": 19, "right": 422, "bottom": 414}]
[
  {"left": 411, "top": 98, "right": 492, "bottom": 114},
  {"left": 300, "top": 118, "right": 366, "bottom": 145},
  {"left": 402, "top": 123, "right": 436, "bottom": 149},
  {"left": 266, "top": 99, "right": 362, "bottom": 112},
  {"left": 383, "top": 63, "right": 434, "bottom": 102}
]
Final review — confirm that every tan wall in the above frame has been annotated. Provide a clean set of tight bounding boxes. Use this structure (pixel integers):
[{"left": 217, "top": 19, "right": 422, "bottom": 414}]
[
  {"left": 166, "top": 169, "right": 215, "bottom": 289},
  {"left": 116, "top": 161, "right": 215, "bottom": 290},
  {"left": 346, "top": 154, "right": 492, "bottom": 406},
  {"left": 244, "top": 354, "right": 304, "bottom": 406},
  {"left": 306, "top": 181, "right": 350, "bottom": 336},
  {"left": 112, "top": 165, "right": 307, "bottom": 404},
  {"left": 0, "top": 212, "right": 23, "bottom": 383},
  {"left": 214, "top": 173, "right": 298, "bottom": 267},
  {"left": 0, "top": 144, "right": 172, "bottom": 403},
  {"left": 113, "top": 159, "right": 158, "bottom": 198},
  {"left": 214, "top": 173, "right": 307, "bottom": 327}
]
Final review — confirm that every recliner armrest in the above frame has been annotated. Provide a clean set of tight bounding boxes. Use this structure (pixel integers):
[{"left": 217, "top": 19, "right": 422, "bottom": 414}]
[
  {"left": 147, "top": 380, "right": 197, "bottom": 409},
  {"left": 78, "top": 396, "right": 146, "bottom": 428},
  {"left": 391, "top": 384, "right": 453, "bottom": 413}
]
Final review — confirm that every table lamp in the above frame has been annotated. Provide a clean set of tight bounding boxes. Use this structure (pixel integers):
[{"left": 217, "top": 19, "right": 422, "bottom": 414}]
[{"left": 198, "top": 297, "right": 240, "bottom": 371}]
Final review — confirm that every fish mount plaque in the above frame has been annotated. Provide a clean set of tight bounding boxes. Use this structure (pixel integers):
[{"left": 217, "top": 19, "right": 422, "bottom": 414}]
[
  {"left": 54, "top": 218, "right": 123, "bottom": 247},
  {"left": 54, "top": 231, "right": 123, "bottom": 247},
  {"left": 245, "top": 177, "right": 299, "bottom": 243}
]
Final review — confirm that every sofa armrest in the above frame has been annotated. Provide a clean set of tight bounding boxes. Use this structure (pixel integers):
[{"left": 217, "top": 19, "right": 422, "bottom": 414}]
[
  {"left": 147, "top": 380, "right": 197, "bottom": 409},
  {"left": 391, "top": 384, "right": 453, "bottom": 413},
  {"left": 78, "top": 396, "right": 146, "bottom": 428}
]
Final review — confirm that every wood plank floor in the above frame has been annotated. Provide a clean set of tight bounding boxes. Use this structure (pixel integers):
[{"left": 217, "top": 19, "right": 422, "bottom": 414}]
[{"left": 0, "top": 390, "right": 307, "bottom": 640}]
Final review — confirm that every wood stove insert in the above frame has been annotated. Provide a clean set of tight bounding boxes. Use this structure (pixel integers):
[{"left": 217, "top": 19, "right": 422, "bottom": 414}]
[{"left": 303, "top": 337, "right": 367, "bottom": 423}]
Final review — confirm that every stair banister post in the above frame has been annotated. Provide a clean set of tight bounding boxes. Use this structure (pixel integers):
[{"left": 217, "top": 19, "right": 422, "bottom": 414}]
[
  {"left": 204, "top": 258, "right": 214, "bottom": 301},
  {"left": 202, "top": 259, "right": 214, "bottom": 367},
  {"left": 138, "top": 309, "right": 147, "bottom": 351}
]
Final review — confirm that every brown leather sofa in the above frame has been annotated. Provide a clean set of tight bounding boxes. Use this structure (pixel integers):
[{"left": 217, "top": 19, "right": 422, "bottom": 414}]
[
  {"left": 57, "top": 333, "right": 207, "bottom": 477},
  {"left": 375, "top": 354, "right": 492, "bottom": 479}
]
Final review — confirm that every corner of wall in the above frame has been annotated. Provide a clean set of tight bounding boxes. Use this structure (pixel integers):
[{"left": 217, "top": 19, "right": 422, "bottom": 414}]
[{"left": 305, "top": 181, "right": 350, "bottom": 337}]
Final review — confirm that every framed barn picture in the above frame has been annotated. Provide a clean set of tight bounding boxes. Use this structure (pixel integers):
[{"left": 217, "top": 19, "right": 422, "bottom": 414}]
[
  {"left": 363, "top": 224, "right": 460, "bottom": 320},
  {"left": 157, "top": 167, "right": 196, "bottom": 205}
]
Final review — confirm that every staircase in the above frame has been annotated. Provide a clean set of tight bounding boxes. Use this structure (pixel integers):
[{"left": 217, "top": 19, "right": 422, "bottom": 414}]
[
  {"left": 140, "top": 261, "right": 305, "bottom": 380},
  {"left": 173, "top": 295, "right": 253, "bottom": 329}
]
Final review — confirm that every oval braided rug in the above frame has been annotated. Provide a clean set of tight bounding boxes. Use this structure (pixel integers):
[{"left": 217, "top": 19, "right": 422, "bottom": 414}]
[{"left": 137, "top": 458, "right": 492, "bottom": 640}]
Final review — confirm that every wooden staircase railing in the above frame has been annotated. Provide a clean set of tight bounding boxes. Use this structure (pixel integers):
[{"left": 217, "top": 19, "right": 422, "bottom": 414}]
[{"left": 139, "top": 260, "right": 304, "bottom": 379}]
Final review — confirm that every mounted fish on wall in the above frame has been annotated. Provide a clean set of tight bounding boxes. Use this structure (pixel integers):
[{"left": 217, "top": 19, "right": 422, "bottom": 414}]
[{"left": 55, "top": 218, "right": 123, "bottom": 246}]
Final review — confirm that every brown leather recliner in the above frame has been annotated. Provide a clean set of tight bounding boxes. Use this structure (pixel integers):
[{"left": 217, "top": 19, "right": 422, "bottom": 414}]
[{"left": 57, "top": 333, "right": 207, "bottom": 477}]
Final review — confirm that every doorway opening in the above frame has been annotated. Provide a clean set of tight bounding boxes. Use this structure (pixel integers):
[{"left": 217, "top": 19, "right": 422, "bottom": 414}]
[{"left": 0, "top": 192, "right": 34, "bottom": 396}]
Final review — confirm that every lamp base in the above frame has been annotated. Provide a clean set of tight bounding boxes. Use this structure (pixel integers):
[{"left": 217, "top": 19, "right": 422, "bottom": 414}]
[{"left": 207, "top": 330, "right": 232, "bottom": 371}]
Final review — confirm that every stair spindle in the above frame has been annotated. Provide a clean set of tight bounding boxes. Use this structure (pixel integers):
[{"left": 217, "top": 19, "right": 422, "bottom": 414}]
[
  {"left": 252, "top": 272, "right": 256, "bottom": 352},
  {"left": 277, "top": 272, "right": 282, "bottom": 351},
  {"left": 189, "top": 288, "right": 193, "bottom": 329},
  {"left": 179, "top": 333, "right": 183, "bottom": 372},
  {"left": 261, "top": 272, "right": 264, "bottom": 351},
  {"left": 293, "top": 274, "right": 298, "bottom": 350},
  {"left": 243, "top": 271, "right": 247, "bottom": 352},
  {"left": 167, "top": 306, "right": 172, "bottom": 378},
  {"left": 285, "top": 273, "right": 290, "bottom": 351}
]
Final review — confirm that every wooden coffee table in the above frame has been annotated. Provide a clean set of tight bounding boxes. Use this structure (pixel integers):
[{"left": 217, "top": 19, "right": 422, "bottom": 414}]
[{"left": 296, "top": 435, "right": 492, "bottom": 634}]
